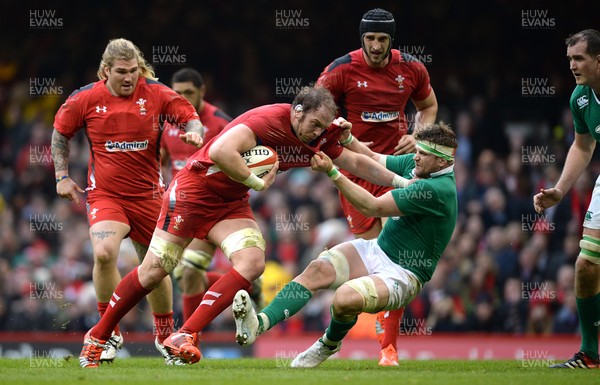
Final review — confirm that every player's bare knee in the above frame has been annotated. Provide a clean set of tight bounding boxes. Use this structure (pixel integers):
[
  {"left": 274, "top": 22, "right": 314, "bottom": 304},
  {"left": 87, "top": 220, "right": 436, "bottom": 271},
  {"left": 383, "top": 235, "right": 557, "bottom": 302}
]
[
  {"left": 92, "top": 245, "right": 118, "bottom": 266},
  {"left": 138, "top": 262, "right": 168, "bottom": 289},
  {"left": 233, "top": 252, "right": 265, "bottom": 281},
  {"left": 303, "top": 259, "right": 336, "bottom": 287},
  {"left": 332, "top": 285, "right": 364, "bottom": 316}
]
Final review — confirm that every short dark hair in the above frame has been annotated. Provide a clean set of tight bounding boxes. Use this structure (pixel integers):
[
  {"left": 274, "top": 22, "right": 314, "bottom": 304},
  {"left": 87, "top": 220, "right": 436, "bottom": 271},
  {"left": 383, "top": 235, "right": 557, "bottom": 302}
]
[
  {"left": 414, "top": 122, "right": 458, "bottom": 150},
  {"left": 565, "top": 29, "right": 600, "bottom": 56},
  {"left": 292, "top": 86, "right": 338, "bottom": 119},
  {"left": 171, "top": 68, "right": 204, "bottom": 88}
]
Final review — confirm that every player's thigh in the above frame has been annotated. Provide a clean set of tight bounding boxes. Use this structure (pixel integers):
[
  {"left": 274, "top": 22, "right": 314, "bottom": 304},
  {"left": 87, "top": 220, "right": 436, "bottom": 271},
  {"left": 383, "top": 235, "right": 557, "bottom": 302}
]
[
  {"left": 329, "top": 242, "right": 369, "bottom": 279},
  {"left": 89, "top": 220, "right": 131, "bottom": 261}
]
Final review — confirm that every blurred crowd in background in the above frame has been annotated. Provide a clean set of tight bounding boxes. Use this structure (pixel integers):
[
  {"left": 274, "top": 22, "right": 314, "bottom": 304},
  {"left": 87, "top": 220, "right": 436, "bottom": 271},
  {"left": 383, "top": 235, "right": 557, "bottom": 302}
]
[{"left": 1, "top": 0, "right": 599, "bottom": 338}]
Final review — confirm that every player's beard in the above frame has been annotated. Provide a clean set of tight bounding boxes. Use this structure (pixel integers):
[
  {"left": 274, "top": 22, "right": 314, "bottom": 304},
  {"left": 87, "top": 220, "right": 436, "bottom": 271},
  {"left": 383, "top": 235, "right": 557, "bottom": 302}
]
[{"left": 367, "top": 50, "right": 389, "bottom": 67}]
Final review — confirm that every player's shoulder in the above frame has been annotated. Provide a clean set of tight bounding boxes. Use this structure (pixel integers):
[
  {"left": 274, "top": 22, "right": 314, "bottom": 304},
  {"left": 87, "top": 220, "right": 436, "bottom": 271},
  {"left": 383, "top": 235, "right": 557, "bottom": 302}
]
[
  {"left": 324, "top": 50, "right": 359, "bottom": 73},
  {"left": 570, "top": 85, "right": 592, "bottom": 110},
  {"left": 66, "top": 81, "right": 98, "bottom": 99},
  {"left": 142, "top": 77, "right": 170, "bottom": 90}
]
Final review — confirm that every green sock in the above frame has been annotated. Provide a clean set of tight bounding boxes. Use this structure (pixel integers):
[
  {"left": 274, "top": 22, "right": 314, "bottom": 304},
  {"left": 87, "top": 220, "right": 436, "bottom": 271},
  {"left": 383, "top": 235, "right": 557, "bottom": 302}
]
[
  {"left": 259, "top": 281, "right": 312, "bottom": 331},
  {"left": 576, "top": 292, "right": 600, "bottom": 360},
  {"left": 324, "top": 308, "right": 357, "bottom": 345}
]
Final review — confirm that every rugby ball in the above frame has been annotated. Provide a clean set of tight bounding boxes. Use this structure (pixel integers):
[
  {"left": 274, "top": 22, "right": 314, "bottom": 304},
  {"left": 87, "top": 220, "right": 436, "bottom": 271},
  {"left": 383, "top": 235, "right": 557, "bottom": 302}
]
[{"left": 241, "top": 145, "right": 277, "bottom": 178}]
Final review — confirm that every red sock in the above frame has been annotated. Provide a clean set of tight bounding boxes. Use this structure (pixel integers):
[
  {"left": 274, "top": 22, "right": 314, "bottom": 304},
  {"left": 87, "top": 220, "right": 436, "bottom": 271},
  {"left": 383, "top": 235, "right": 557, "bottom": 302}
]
[
  {"left": 97, "top": 302, "right": 121, "bottom": 336},
  {"left": 182, "top": 293, "right": 204, "bottom": 322},
  {"left": 92, "top": 267, "right": 152, "bottom": 341},
  {"left": 180, "top": 268, "right": 250, "bottom": 334},
  {"left": 182, "top": 271, "right": 224, "bottom": 321},
  {"left": 153, "top": 312, "right": 174, "bottom": 343},
  {"left": 381, "top": 307, "right": 404, "bottom": 349},
  {"left": 206, "top": 271, "right": 223, "bottom": 288}
]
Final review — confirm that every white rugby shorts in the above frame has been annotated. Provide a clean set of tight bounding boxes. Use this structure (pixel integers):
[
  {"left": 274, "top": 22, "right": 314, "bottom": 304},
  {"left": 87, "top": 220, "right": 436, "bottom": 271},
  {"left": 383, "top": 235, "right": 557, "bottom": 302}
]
[{"left": 348, "top": 238, "right": 422, "bottom": 311}]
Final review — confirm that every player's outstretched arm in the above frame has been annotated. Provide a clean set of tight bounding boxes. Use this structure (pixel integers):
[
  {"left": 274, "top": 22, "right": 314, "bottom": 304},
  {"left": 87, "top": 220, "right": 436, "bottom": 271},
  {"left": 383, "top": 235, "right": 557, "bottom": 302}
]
[
  {"left": 533, "top": 132, "right": 596, "bottom": 213},
  {"left": 311, "top": 152, "right": 401, "bottom": 218}
]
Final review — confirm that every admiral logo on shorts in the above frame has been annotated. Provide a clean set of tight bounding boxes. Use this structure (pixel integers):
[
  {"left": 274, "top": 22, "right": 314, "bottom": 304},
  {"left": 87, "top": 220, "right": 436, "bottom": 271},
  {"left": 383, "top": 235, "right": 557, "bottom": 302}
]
[
  {"left": 361, "top": 111, "right": 399, "bottom": 122},
  {"left": 105, "top": 140, "right": 149, "bottom": 152}
]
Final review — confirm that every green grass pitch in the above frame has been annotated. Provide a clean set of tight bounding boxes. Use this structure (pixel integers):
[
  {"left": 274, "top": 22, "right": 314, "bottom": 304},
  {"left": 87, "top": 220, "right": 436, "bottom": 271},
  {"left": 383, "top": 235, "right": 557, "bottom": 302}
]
[{"left": 0, "top": 358, "right": 598, "bottom": 385}]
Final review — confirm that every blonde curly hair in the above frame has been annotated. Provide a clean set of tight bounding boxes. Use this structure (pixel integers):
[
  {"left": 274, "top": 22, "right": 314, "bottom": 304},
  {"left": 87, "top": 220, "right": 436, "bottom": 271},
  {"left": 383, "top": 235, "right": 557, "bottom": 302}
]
[{"left": 97, "top": 38, "right": 157, "bottom": 80}]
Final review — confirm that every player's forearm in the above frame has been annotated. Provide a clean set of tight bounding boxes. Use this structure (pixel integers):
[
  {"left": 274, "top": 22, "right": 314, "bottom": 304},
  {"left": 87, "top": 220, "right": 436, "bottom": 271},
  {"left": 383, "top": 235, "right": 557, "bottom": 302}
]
[
  {"left": 51, "top": 129, "right": 70, "bottom": 177},
  {"left": 210, "top": 145, "right": 253, "bottom": 182},
  {"left": 331, "top": 173, "right": 384, "bottom": 217},
  {"left": 413, "top": 105, "right": 437, "bottom": 132},
  {"left": 555, "top": 142, "right": 594, "bottom": 195},
  {"left": 335, "top": 152, "right": 396, "bottom": 187},
  {"left": 184, "top": 119, "right": 205, "bottom": 138}
]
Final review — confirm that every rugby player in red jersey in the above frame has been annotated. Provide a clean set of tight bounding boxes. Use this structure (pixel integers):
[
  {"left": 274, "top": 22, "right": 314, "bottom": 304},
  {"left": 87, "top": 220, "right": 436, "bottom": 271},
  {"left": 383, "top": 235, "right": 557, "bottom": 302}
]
[
  {"left": 160, "top": 68, "right": 239, "bottom": 323},
  {"left": 51, "top": 38, "right": 203, "bottom": 367},
  {"left": 316, "top": 8, "right": 438, "bottom": 366},
  {"left": 78, "top": 86, "right": 409, "bottom": 367}
]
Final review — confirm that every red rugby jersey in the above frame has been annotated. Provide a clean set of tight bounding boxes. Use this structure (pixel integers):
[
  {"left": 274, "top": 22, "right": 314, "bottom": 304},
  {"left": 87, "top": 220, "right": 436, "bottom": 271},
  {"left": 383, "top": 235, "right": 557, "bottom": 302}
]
[
  {"left": 317, "top": 48, "right": 432, "bottom": 155},
  {"left": 54, "top": 77, "right": 198, "bottom": 199},
  {"left": 186, "top": 103, "right": 344, "bottom": 200},
  {"left": 161, "top": 101, "right": 231, "bottom": 180}
]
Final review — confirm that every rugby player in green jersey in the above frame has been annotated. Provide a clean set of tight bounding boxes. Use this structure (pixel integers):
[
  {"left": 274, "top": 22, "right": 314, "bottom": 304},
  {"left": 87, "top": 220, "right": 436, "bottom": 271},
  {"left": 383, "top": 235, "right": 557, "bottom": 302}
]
[{"left": 534, "top": 29, "right": 600, "bottom": 369}]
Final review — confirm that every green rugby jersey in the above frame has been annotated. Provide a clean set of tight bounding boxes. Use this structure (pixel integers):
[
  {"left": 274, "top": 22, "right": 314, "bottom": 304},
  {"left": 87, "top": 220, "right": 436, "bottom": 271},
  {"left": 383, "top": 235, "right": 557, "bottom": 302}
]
[
  {"left": 377, "top": 154, "right": 458, "bottom": 284},
  {"left": 571, "top": 85, "right": 600, "bottom": 138}
]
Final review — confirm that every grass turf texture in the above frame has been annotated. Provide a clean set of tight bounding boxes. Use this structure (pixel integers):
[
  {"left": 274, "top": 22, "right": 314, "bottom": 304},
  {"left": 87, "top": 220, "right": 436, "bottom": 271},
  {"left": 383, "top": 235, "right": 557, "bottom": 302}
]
[{"left": 0, "top": 358, "right": 598, "bottom": 385}]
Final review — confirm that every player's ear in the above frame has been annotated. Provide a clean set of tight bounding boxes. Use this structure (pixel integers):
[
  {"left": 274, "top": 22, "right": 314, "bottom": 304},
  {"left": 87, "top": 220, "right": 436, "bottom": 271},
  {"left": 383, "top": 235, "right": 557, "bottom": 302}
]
[{"left": 103, "top": 66, "right": 110, "bottom": 78}]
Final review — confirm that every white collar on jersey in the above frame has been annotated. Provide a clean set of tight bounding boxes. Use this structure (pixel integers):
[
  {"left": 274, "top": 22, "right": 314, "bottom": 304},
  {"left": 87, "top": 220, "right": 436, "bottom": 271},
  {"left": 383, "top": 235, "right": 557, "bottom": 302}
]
[{"left": 430, "top": 164, "right": 454, "bottom": 178}]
